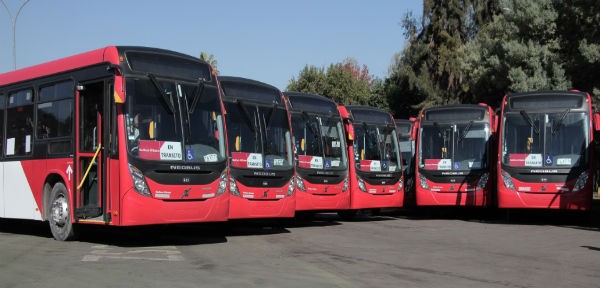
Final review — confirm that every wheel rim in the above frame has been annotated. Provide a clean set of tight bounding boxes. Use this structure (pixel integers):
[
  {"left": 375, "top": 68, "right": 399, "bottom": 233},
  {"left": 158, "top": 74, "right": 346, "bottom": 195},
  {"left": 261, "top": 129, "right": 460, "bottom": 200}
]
[{"left": 51, "top": 195, "right": 69, "bottom": 227}]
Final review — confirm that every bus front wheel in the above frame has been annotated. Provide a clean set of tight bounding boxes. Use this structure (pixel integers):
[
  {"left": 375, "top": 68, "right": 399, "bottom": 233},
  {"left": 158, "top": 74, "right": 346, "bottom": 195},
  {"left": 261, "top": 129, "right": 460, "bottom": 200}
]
[{"left": 48, "top": 182, "right": 77, "bottom": 241}]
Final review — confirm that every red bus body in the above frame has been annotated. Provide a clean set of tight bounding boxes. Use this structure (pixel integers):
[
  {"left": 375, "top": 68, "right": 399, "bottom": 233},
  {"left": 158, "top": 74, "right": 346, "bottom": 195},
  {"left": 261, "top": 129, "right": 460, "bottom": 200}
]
[
  {"left": 285, "top": 92, "right": 350, "bottom": 211},
  {"left": 497, "top": 91, "right": 595, "bottom": 210},
  {"left": 0, "top": 46, "right": 230, "bottom": 240},
  {"left": 220, "top": 77, "right": 295, "bottom": 219},
  {"left": 415, "top": 104, "right": 496, "bottom": 207},
  {"left": 339, "top": 105, "right": 404, "bottom": 210}
]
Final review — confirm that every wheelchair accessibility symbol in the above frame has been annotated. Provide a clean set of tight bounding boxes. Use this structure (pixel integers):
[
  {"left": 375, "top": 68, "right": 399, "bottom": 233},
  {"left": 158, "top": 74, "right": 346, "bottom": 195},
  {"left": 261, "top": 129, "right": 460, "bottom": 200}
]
[{"left": 545, "top": 154, "right": 553, "bottom": 165}]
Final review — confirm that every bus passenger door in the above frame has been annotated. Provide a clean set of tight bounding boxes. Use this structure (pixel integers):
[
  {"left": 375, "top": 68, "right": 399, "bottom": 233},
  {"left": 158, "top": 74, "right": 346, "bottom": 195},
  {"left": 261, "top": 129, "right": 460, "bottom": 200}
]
[{"left": 75, "top": 81, "right": 105, "bottom": 220}]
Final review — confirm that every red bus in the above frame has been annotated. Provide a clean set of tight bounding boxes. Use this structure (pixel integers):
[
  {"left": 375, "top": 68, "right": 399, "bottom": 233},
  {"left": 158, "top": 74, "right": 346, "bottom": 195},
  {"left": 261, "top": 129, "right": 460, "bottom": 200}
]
[
  {"left": 285, "top": 92, "right": 350, "bottom": 212},
  {"left": 498, "top": 91, "right": 596, "bottom": 210},
  {"left": 415, "top": 104, "right": 495, "bottom": 207},
  {"left": 338, "top": 105, "right": 403, "bottom": 215},
  {"left": 395, "top": 118, "right": 417, "bottom": 205},
  {"left": 0, "top": 46, "right": 229, "bottom": 240},
  {"left": 219, "top": 77, "right": 295, "bottom": 219}
]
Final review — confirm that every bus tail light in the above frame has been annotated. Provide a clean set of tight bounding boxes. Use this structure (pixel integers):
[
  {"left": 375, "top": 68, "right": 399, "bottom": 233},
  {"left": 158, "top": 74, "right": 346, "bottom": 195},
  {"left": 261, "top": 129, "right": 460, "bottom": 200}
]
[
  {"left": 357, "top": 176, "right": 367, "bottom": 192},
  {"left": 477, "top": 172, "right": 489, "bottom": 190},
  {"left": 295, "top": 175, "right": 306, "bottom": 192},
  {"left": 418, "top": 174, "right": 429, "bottom": 190},
  {"left": 572, "top": 171, "right": 589, "bottom": 192},
  {"left": 129, "top": 163, "right": 151, "bottom": 197},
  {"left": 229, "top": 176, "right": 240, "bottom": 196},
  {"left": 501, "top": 170, "right": 515, "bottom": 190},
  {"left": 287, "top": 178, "right": 295, "bottom": 196},
  {"left": 342, "top": 176, "right": 349, "bottom": 192},
  {"left": 216, "top": 172, "right": 228, "bottom": 196}
]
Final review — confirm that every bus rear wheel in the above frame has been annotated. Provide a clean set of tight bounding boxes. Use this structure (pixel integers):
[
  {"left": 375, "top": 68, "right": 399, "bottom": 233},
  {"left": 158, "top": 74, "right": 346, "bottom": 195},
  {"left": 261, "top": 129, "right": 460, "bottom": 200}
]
[{"left": 48, "top": 182, "right": 77, "bottom": 241}]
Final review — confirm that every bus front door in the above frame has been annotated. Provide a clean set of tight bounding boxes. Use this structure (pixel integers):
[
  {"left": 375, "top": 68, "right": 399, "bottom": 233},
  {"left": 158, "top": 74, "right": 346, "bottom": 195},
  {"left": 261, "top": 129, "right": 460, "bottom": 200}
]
[{"left": 75, "top": 81, "right": 105, "bottom": 220}]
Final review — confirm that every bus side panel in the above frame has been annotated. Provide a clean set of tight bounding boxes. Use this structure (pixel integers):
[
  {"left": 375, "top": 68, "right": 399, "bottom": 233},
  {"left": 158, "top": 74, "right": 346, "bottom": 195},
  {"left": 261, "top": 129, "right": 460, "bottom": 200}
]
[
  {"left": 229, "top": 179, "right": 295, "bottom": 219},
  {"left": 21, "top": 159, "right": 73, "bottom": 221},
  {"left": 107, "top": 157, "right": 120, "bottom": 225},
  {"left": 497, "top": 178, "right": 591, "bottom": 210},
  {"left": 295, "top": 189, "right": 350, "bottom": 211},
  {"left": 120, "top": 186, "right": 229, "bottom": 225},
  {"left": 415, "top": 185, "right": 489, "bottom": 206},
  {"left": 4, "top": 161, "right": 43, "bottom": 220}
]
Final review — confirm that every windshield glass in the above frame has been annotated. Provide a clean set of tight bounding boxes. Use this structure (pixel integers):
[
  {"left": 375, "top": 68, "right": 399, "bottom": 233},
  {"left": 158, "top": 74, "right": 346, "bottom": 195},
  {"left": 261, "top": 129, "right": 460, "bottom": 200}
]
[
  {"left": 502, "top": 112, "right": 588, "bottom": 168},
  {"left": 125, "top": 77, "right": 226, "bottom": 163},
  {"left": 353, "top": 123, "right": 401, "bottom": 173},
  {"left": 226, "top": 102, "right": 293, "bottom": 171},
  {"left": 419, "top": 123, "right": 489, "bottom": 171},
  {"left": 292, "top": 114, "right": 347, "bottom": 170}
]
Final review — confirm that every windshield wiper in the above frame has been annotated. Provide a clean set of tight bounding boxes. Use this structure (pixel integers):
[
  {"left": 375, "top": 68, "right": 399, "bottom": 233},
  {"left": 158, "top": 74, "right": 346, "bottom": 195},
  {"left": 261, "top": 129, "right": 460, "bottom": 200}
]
[
  {"left": 457, "top": 121, "right": 473, "bottom": 143},
  {"left": 236, "top": 100, "right": 256, "bottom": 133},
  {"left": 188, "top": 79, "right": 206, "bottom": 114},
  {"left": 520, "top": 110, "right": 540, "bottom": 134},
  {"left": 147, "top": 73, "right": 175, "bottom": 114},
  {"left": 551, "top": 108, "right": 570, "bottom": 135}
]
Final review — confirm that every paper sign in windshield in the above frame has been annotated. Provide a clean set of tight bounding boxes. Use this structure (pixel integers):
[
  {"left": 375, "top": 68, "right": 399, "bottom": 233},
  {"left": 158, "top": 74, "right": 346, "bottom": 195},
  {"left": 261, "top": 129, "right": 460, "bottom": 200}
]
[
  {"left": 424, "top": 159, "right": 452, "bottom": 170},
  {"left": 298, "top": 155, "right": 324, "bottom": 169},
  {"left": 509, "top": 154, "right": 542, "bottom": 167},
  {"left": 231, "top": 152, "right": 263, "bottom": 168},
  {"left": 360, "top": 160, "right": 381, "bottom": 172},
  {"left": 139, "top": 141, "right": 182, "bottom": 160}
]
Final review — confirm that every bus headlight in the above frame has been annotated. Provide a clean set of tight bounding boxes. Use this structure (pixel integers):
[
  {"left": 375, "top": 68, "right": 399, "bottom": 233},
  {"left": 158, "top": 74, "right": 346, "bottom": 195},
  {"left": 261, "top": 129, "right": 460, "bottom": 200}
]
[
  {"left": 398, "top": 177, "right": 404, "bottom": 191},
  {"left": 572, "top": 171, "right": 589, "bottom": 192},
  {"left": 129, "top": 163, "right": 151, "bottom": 197},
  {"left": 229, "top": 176, "right": 240, "bottom": 196},
  {"left": 216, "top": 172, "right": 227, "bottom": 196},
  {"left": 342, "top": 176, "right": 349, "bottom": 192},
  {"left": 295, "top": 175, "right": 306, "bottom": 192},
  {"left": 477, "top": 172, "right": 489, "bottom": 190},
  {"left": 357, "top": 176, "right": 367, "bottom": 192},
  {"left": 287, "top": 178, "right": 295, "bottom": 196},
  {"left": 418, "top": 174, "right": 429, "bottom": 190},
  {"left": 501, "top": 170, "right": 515, "bottom": 190}
]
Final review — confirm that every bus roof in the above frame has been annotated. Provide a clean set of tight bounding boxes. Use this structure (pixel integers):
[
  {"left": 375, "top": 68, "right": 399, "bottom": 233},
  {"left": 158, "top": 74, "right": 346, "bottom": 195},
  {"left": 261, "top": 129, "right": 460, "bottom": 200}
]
[
  {"left": 420, "top": 104, "right": 490, "bottom": 123},
  {"left": 284, "top": 91, "right": 339, "bottom": 115},
  {"left": 505, "top": 90, "right": 589, "bottom": 111},
  {"left": 0, "top": 46, "right": 206, "bottom": 87},
  {"left": 345, "top": 105, "right": 394, "bottom": 125},
  {"left": 219, "top": 76, "right": 282, "bottom": 105}
]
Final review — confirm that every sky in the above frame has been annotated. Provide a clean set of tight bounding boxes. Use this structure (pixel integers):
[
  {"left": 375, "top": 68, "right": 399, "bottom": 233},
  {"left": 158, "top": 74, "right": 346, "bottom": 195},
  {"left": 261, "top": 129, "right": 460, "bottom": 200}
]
[{"left": 0, "top": 0, "right": 422, "bottom": 90}]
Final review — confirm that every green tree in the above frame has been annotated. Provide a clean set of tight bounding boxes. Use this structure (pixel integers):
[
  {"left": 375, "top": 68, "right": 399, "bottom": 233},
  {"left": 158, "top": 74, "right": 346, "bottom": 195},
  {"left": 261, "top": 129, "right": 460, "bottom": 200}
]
[
  {"left": 287, "top": 58, "right": 386, "bottom": 108},
  {"left": 463, "top": 0, "right": 569, "bottom": 107},
  {"left": 199, "top": 52, "right": 218, "bottom": 74},
  {"left": 386, "top": 0, "right": 500, "bottom": 117},
  {"left": 557, "top": 1, "right": 600, "bottom": 108}
]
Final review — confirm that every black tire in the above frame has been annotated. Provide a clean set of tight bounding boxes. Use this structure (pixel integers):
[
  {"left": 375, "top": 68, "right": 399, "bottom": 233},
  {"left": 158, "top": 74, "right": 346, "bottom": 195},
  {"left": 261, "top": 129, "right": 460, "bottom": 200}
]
[{"left": 48, "top": 182, "right": 77, "bottom": 241}]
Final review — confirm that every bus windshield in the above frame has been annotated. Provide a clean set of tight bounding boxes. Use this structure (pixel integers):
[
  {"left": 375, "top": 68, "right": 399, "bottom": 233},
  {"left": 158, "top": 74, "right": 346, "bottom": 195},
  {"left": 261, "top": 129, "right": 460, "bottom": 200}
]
[
  {"left": 502, "top": 112, "right": 588, "bottom": 168},
  {"left": 420, "top": 122, "right": 489, "bottom": 171},
  {"left": 226, "top": 102, "right": 293, "bottom": 171},
  {"left": 292, "top": 114, "right": 347, "bottom": 171},
  {"left": 353, "top": 123, "right": 401, "bottom": 173},
  {"left": 125, "top": 77, "right": 226, "bottom": 163}
]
